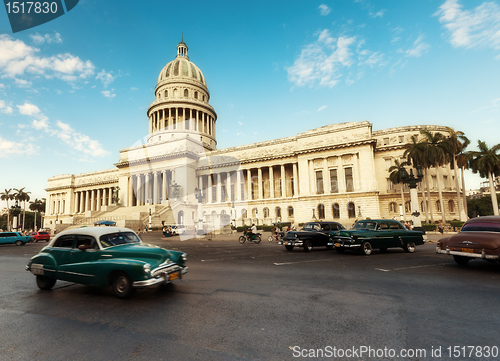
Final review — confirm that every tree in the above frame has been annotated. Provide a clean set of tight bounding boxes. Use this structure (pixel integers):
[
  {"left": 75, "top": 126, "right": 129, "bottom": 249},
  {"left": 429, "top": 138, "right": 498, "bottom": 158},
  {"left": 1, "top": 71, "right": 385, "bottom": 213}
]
[
  {"left": 1, "top": 189, "right": 14, "bottom": 231},
  {"left": 404, "top": 135, "right": 430, "bottom": 223},
  {"left": 444, "top": 129, "right": 469, "bottom": 221},
  {"left": 29, "top": 198, "right": 45, "bottom": 231},
  {"left": 13, "top": 187, "right": 31, "bottom": 231},
  {"left": 388, "top": 158, "right": 410, "bottom": 221},
  {"left": 420, "top": 130, "right": 451, "bottom": 222},
  {"left": 466, "top": 140, "right": 500, "bottom": 215}
]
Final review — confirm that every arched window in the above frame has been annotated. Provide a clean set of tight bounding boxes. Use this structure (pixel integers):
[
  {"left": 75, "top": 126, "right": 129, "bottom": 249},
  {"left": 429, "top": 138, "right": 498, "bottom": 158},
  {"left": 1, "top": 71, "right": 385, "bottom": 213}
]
[
  {"left": 347, "top": 202, "right": 356, "bottom": 218},
  {"left": 263, "top": 207, "right": 269, "bottom": 218},
  {"left": 332, "top": 203, "right": 340, "bottom": 219},
  {"left": 252, "top": 208, "right": 258, "bottom": 217},
  {"left": 288, "top": 206, "right": 294, "bottom": 217},
  {"left": 436, "top": 200, "right": 441, "bottom": 212},
  {"left": 275, "top": 207, "right": 281, "bottom": 218},
  {"left": 318, "top": 204, "right": 325, "bottom": 219},
  {"left": 405, "top": 201, "right": 411, "bottom": 213},
  {"left": 173, "top": 88, "right": 178, "bottom": 97},
  {"left": 194, "top": 91, "right": 198, "bottom": 99},
  {"left": 178, "top": 210, "right": 184, "bottom": 225},
  {"left": 448, "top": 200, "right": 455, "bottom": 213},
  {"left": 184, "top": 89, "right": 188, "bottom": 97},
  {"left": 241, "top": 208, "right": 247, "bottom": 218},
  {"left": 164, "top": 90, "right": 168, "bottom": 98},
  {"left": 389, "top": 202, "right": 397, "bottom": 213},
  {"left": 421, "top": 201, "right": 428, "bottom": 211}
]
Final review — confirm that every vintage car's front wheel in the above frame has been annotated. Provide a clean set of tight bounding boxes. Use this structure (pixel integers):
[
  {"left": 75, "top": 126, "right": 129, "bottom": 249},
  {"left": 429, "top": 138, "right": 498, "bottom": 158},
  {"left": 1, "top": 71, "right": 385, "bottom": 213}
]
[
  {"left": 453, "top": 255, "right": 471, "bottom": 266},
  {"left": 112, "top": 273, "right": 136, "bottom": 299},
  {"left": 285, "top": 245, "right": 294, "bottom": 251},
  {"left": 360, "top": 241, "right": 372, "bottom": 256},
  {"left": 36, "top": 275, "right": 56, "bottom": 290},
  {"left": 239, "top": 236, "right": 246, "bottom": 244},
  {"left": 303, "top": 240, "right": 313, "bottom": 252},
  {"left": 403, "top": 242, "right": 416, "bottom": 253}
]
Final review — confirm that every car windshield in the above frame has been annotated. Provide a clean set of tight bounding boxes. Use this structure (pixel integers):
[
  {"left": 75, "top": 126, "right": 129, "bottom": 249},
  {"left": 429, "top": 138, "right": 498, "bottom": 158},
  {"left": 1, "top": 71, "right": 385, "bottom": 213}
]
[
  {"left": 461, "top": 222, "right": 500, "bottom": 233},
  {"left": 302, "top": 223, "right": 321, "bottom": 231},
  {"left": 352, "top": 221, "right": 377, "bottom": 230},
  {"left": 99, "top": 232, "right": 141, "bottom": 248}
]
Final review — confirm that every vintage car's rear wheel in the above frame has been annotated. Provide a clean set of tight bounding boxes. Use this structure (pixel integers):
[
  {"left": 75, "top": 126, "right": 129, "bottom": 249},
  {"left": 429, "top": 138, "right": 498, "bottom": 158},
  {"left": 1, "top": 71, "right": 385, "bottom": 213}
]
[
  {"left": 113, "top": 273, "right": 136, "bottom": 299},
  {"left": 239, "top": 236, "right": 246, "bottom": 244},
  {"left": 303, "top": 240, "right": 313, "bottom": 252},
  {"left": 15, "top": 240, "right": 22, "bottom": 246},
  {"left": 403, "top": 242, "right": 416, "bottom": 253},
  {"left": 36, "top": 275, "right": 56, "bottom": 290},
  {"left": 360, "top": 241, "right": 372, "bottom": 256},
  {"left": 285, "top": 245, "right": 294, "bottom": 251},
  {"left": 453, "top": 255, "right": 471, "bottom": 266},
  {"left": 335, "top": 246, "right": 345, "bottom": 253},
  {"left": 254, "top": 235, "right": 261, "bottom": 244}
]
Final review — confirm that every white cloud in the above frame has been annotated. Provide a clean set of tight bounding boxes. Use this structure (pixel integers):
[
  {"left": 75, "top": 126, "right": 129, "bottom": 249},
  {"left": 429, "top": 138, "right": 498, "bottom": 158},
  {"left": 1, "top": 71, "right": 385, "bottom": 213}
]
[
  {"left": 0, "top": 99, "right": 13, "bottom": 114},
  {"left": 32, "top": 119, "right": 49, "bottom": 130},
  {"left": 0, "top": 34, "right": 95, "bottom": 85},
  {"left": 317, "top": 105, "right": 328, "bottom": 112},
  {"left": 0, "top": 135, "right": 37, "bottom": 157},
  {"left": 435, "top": 0, "right": 500, "bottom": 50},
  {"left": 30, "top": 32, "right": 63, "bottom": 45},
  {"left": 17, "top": 102, "right": 42, "bottom": 116},
  {"left": 102, "top": 90, "right": 116, "bottom": 98},
  {"left": 318, "top": 4, "right": 331, "bottom": 16},
  {"left": 404, "top": 35, "right": 431, "bottom": 57},
  {"left": 96, "top": 70, "right": 116, "bottom": 87}
]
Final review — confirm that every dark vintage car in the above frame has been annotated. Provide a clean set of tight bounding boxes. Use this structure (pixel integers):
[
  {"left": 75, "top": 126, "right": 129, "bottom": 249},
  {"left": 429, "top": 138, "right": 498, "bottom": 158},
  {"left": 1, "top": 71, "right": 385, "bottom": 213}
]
[
  {"left": 0, "top": 232, "right": 33, "bottom": 246},
  {"left": 278, "top": 221, "right": 345, "bottom": 252},
  {"left": 26, "top": 227, "right": 188, "bottom": 298},
  {"left": 436, "top": 216, "right": 500, "bottom": 265},
  {"left": 333, "top": 219, "right": 425, "bottom": 255}
]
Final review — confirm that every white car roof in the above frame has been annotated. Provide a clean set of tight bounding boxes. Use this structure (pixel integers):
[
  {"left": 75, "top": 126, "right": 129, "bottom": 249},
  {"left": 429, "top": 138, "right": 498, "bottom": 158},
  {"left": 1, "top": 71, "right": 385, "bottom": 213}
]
[{"left": 50, "top": 226, "right": 136, "bottom": 244}]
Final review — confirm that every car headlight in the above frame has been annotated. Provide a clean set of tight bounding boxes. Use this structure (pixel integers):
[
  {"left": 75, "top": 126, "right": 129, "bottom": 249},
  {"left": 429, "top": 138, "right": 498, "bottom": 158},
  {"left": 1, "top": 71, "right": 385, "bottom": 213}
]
[
  {"left": 182, "top": 253, "right": 187, "bottom": 262},
  {"left": 143, "top": 263, "right": 151, "bottom": 274}
]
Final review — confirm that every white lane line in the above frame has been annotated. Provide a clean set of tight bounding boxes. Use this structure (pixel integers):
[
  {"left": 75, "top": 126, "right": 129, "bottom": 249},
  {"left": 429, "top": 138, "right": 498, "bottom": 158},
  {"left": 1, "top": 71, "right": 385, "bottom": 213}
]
[{"left": 375, "top": 268, "right": 390, "bottom": 272}]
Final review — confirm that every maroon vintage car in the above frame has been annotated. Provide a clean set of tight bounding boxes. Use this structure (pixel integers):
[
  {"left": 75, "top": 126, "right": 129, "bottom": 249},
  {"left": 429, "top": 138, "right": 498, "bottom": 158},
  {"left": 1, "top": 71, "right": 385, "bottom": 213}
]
[{"left": 436, "top": 216, "right": 500, "bottom": 265}]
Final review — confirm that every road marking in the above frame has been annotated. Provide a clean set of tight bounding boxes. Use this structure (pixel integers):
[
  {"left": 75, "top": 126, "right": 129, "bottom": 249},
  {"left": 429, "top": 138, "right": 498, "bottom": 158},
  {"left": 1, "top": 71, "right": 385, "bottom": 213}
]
[
  {"left": 375, "top": 263, "right": 452, "bottom": 272},
  {"left": 375, "top": 268, "right": 390, "bottom": 272}
]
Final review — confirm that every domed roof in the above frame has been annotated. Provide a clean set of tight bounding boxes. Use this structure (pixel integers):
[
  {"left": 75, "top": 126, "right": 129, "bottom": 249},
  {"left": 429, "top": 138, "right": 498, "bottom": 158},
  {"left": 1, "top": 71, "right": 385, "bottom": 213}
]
[{"left": 157, "top": 41, "right": 207, "bottom": 87}]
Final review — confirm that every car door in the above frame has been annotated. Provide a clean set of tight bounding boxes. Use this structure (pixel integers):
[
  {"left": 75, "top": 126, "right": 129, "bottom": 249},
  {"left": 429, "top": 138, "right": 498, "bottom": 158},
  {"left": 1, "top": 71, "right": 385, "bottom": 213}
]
[
  {"left": 375, "top": 222, "right": 395, "bottom": 249},
  {"left": 63, "top": 235, "right": 100, "bottom": 285},
  {"left": 389, "top": 221, "right": 406, "bottom": 247},
  {"left": 0, "top": 233, "right": 10, "bottom": 244},
  {"left": 49, "top": 235, "right": 77, "bottom": 282}
]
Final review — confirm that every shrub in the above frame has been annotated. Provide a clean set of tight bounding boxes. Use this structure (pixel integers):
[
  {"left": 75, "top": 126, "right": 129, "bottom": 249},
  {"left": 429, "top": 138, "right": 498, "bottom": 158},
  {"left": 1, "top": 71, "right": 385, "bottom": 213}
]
[{"left": 423, "top": 223, "right": 436, "bottom": 231}]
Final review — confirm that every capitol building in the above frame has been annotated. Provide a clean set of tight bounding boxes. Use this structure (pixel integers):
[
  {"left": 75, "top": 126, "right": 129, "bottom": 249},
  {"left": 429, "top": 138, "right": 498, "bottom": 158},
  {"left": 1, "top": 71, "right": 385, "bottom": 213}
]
[{"left": 44, "top": 41, "right": 465, "bottom": 234}]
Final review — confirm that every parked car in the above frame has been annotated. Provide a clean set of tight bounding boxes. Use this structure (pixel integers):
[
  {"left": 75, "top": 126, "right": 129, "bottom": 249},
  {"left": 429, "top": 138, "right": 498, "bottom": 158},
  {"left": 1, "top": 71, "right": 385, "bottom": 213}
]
[
  {"left": 171, "top": 225, "right": 186, "bottom": 235},
  {"left": 31, "top": 231, "right": 51, "bottom": 242},
  {"left": 26, "top": 226, "right": 188, "bottom": 298},
  {"left": 436, "top": 216, "right": 500, "bottom": 265},
  {"left": 0, "top": 232, "right": 33, "bottom": 246},
  {"left": 332, "top": 219, "right": 425, "bottom": 255},
  {"left": 279, "top": 221, "right": 345, "bottom": 251}
]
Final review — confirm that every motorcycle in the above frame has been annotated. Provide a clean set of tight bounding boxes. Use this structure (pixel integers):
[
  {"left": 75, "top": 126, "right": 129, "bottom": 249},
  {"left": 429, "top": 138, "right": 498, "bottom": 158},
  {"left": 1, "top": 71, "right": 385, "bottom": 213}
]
[{"left": 239, "top": 230, "right": 261, "bottom": 244}]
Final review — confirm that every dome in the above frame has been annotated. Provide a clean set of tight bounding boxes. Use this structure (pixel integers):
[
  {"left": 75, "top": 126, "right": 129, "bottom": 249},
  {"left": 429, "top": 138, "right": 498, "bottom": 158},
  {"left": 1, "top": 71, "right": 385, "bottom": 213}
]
[{"left": 157, "top": 41, "right": 207, "bottom": 87}]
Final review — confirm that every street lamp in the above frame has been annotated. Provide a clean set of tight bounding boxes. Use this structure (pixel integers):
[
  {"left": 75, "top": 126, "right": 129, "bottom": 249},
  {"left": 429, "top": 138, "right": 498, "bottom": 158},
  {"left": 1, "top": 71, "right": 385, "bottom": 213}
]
[
  {"left": 400, "top": 165, "right": 424, "bottom": 232},
  {"left": 10, "top": 201, "right": 21, "bottom": 231}
]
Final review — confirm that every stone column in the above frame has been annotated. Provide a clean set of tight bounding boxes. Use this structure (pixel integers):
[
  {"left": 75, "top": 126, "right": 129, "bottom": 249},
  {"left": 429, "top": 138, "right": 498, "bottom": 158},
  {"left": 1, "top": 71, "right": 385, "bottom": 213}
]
[
  {"left": 258, "top": 168, "right": 263, "bottom": 199},
  {"left": 128, "top": 177, "right": 134, "bottom": 206},
  {"left": 96, "top": 189, "right": 101, "bottom": 211},
  {"left": 136, "top": 175, "right": 142, "bottom": 206},
  {"left": 247, "top": 169, "right": 252, "bottom": 200},
  {"left": 281, "top": 164, "right": 287, "bottom": 198},
  {"left": 269, "top": 166, "right": 275, "bottom": 198},
  {"left": 153, "top": 172, "right": 159, "bottom": 204},
  {"left": 236, "top": 170, "right": 242, "bottom": 201},
  {"left": 208, "top": 174, "right": 213, "bottom": 203},
  {"left": 293, "top": 163, "right": 299, "bottom": 197},
  {"left": 90, "top": 190, "right": 95, "bottom": 211},
  {"left": 79, "top": 191, "right": 83, "bottom": 213},
  {"left": 144, "top": 173, "right": 150, "bottom": 204},
  {"left": 226, "top": 172, "right": 232, "bottom": 202},
  {"left": 323, "top": 158, "right": 329, "bottom": 194},
  {"left": 216, "top": 173, "right": 221, "bottom": 203},
  {"left": 162, "top": 171, "right": 168, "bottom": 202}
]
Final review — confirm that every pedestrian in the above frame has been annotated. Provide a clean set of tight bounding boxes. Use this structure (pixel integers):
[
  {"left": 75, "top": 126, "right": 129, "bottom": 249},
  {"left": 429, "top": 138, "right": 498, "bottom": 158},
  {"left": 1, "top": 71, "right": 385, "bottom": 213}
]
[
  {"left": 138, "top": 226, "right": 141, "bottom": 233},
  {"left": 404, "top": 221, "right": 411, "bottom": 230},
  {"left": 438, "top": 220, "right": 444, "bottom": 235}
]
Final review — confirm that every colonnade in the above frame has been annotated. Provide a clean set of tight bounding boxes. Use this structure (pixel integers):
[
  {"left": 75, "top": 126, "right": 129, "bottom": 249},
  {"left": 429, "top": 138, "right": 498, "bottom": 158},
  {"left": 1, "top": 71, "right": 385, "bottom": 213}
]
[
  {"left": 149, "top": 107, "right": 215, "bottom": 137},
  {"left": 73, "top": 187, "right": 115, "bottom": 214},
  {"left": 126, "top": 171, "right": 173, "bottom": 207},
  {"left": 48, "top": 192, "right": 67, "bottom": 215}
]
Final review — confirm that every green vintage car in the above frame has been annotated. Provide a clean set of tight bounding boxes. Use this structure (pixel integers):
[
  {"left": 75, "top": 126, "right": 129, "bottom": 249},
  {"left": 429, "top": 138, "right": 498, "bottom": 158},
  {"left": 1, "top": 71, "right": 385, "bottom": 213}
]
[
  {"left": 26, "top": 227, "right": 187, "bottom": 298},
  {"left": 332, "top": 219, "right": 425, "bottom": 255}
]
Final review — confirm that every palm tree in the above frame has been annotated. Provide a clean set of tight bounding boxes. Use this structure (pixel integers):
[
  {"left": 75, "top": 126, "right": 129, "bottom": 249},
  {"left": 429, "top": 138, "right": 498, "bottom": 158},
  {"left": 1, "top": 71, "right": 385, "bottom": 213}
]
[
  {"left": 29, "top": 198, "right": 45, "bottom": 231},
  {"left": 445, "top": 130, "right": 469, "bottom": 221},
  {"left": 388, "top": 159, "right": 410, "bottom": 221},
  {"left": 466, "top": 140, "right": 500, "bottom": 215},
  {"left": 456, "top": 150, "right": 469, "bottom": 217},
  {"left": 420, "top": 130, "right": 451, "bottom": 222},
  {"left": 13, "top": 188, "right": 31, "bottom": 231},
  {"left": 404, "top": 135, "right": 430, "bottom": 223},
  {"left": 1, "top": 189, "right": 14, "bottom": 231}
]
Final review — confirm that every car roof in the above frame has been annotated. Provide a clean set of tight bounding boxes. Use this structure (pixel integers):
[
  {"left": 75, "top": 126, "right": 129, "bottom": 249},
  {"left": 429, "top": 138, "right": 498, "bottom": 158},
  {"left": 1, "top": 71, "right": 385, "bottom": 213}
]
[
  {"left": 466, "top": 216, "right": 500, "bottom": 224},
  {"left": 53, "top": 226, "right": 135, "bottom": 239}
]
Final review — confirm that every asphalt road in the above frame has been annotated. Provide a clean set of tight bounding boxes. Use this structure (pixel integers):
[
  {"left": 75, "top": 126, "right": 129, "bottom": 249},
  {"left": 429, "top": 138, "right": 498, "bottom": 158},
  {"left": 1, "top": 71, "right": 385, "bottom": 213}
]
[{"left": 0, "top": 232, "right": 499, "bottom": 361}]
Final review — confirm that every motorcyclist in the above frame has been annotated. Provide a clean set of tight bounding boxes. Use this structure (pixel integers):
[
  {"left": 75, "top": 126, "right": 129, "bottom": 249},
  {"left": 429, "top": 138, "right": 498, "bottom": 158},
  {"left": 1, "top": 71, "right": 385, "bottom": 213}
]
[{"left": 250, "top": 223, "right": 257, "bottom": 240}]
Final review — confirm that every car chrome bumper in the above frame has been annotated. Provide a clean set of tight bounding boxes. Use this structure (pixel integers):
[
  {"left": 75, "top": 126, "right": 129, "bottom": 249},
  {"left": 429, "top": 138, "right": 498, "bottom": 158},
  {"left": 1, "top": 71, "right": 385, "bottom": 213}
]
[
  {"left": 133, "top": 265, "right": 188, "bottom": 288},
  {"left": 279, "top": 240, "right": 303, "bottom": 246},
  {"left": 334, "top": 239, "right": 359, "bottom": 248},
  {"left": 436, "top": 246, "right": 500, "bottom": 260}
]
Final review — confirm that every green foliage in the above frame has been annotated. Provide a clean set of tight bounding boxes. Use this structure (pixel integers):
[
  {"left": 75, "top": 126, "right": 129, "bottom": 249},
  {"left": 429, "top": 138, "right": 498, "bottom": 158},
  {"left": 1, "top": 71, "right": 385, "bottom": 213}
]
[
  {"left": 449, "top": 220, "right": 465, "bottom": 228},
  {"left": 423, "top": 223, "right": 437, "bottom": 231},
  {"left": 467, "top": 194, "right": 499, "bottom": 217}
]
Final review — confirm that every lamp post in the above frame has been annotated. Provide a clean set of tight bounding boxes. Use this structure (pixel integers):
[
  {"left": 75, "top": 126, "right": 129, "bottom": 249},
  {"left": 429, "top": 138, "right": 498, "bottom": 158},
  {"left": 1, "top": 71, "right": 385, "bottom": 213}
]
[
  {"left": 194, "top": 187, "right": 205, "bottom": 235},
  {"left": 148, "top": 208, "right": 152, "bottom": 231},
  {"left": 400, "top": 165, "right": 424, "bottom": 231},
  {"left": 10, "top": 201, "right": 21, "bottom": 232}
]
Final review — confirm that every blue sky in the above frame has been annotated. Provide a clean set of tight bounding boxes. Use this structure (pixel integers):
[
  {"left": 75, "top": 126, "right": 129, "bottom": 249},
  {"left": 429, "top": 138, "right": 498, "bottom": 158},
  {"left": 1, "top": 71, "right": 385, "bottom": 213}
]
[{"left": 1, "top": 0, "right": 500, "bottom": 208}]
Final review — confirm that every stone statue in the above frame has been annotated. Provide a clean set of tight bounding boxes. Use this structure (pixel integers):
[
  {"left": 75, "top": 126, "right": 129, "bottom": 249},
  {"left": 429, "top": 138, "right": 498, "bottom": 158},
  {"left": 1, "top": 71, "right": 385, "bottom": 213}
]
[{"left": 112, "top": 187, "right": 120, "bottom": 204}]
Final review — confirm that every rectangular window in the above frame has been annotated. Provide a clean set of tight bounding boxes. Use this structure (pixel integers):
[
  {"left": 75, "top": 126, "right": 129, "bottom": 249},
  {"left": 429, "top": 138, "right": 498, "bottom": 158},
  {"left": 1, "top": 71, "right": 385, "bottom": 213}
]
[
  {"left": 387, "top": 179, "right": 394, "bottom": 191},
  {"left": 443, "top": 175, "right": 448, "bottom": 189},
  {"left": 330, "top": 169, "right": 338, "bottom": 193},
  {"left": 398, "top": 135, "right": 404, "bottom": 143},
  {"left": 316, "top": 170, "right": 324, "bottom": 194},
  {"left": 432, "top": 175, "right": 437, "bottom": 189},
  {"left": 345, "top": 167, "right": 354, "bottom": 192},
  {"left": 221, "top": 185, "right": 226, "bottom": 202},
  {"left": 383, "top": 137, "right": 389, "bottom": 145},
  {"left": 385, "top": 159, "right": 392, "bottom": 170}
]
